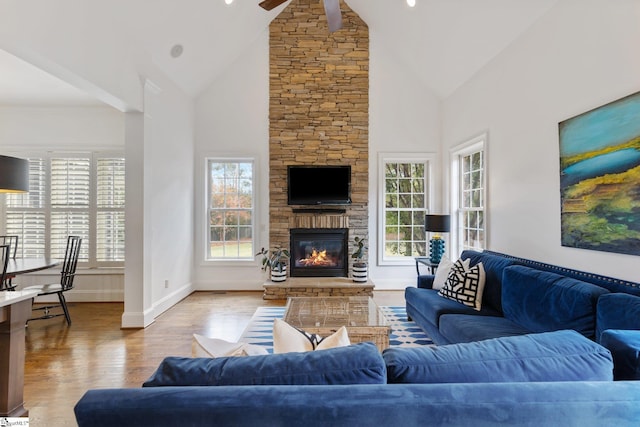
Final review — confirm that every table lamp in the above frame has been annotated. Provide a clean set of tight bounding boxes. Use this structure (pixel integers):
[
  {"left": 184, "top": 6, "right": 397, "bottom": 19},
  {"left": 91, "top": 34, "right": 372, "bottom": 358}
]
[
  {"left": 425, "top": 214, "right": 450, "bottom": 264},
  {"left": 0, "top": 155, "right": 29, "bottom": 193}
]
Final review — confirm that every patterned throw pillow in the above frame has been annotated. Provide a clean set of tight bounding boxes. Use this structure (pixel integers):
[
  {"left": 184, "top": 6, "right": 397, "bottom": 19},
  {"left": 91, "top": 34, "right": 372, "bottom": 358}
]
[
  {"left": 432, "top": 255, "right": 471, "bottom": 290},
  {"left": 438, "top": 259, "right": 486, "bottom": 311}
]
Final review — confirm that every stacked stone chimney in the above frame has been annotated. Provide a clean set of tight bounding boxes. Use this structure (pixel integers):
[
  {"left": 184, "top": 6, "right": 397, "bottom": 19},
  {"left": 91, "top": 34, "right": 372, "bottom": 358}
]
[{"left": 268, "top": 0, "right": 369, "bottom": 270}]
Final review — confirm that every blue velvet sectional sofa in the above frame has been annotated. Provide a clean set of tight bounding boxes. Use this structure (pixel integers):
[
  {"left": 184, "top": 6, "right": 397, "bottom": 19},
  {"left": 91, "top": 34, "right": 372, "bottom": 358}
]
[
  {"left": 74, "top": 250, "right": 640, "bottom": 426},
  {"left": 406, "top": 250, "right": 640, "bottom": 380},
  {"left": 75, "top": 338, "right": 640, "bottom": 426}
]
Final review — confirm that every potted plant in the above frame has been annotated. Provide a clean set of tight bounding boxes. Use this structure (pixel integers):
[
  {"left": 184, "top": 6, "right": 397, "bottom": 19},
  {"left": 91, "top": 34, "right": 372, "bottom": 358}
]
[
  {"left": 256, "top": 246, "right": 290, "bottom": 282},
  {"left": 351, "top": 236, "right": 368, "bottom": 283}
]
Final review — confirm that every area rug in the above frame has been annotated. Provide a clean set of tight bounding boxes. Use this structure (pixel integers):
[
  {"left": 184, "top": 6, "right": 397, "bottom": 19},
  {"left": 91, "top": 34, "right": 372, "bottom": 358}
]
[{"left": 239, "top": 306, "right": 433, "bottom": 353}]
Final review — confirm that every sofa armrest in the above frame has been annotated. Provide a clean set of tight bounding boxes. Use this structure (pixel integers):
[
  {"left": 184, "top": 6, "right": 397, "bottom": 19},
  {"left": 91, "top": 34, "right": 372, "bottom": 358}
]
[
  {"left": 417, "top": 275, "right": 435, "bottom": 289},
  {"left": 600, "top": 329, "right": 640, "bottom": 380}
]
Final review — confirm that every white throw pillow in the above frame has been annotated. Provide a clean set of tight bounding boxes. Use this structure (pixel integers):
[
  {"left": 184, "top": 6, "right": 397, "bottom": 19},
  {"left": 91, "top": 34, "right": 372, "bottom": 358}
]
[
  {"left": 273, "top": 318, "right": 350, "bottom": 354},
  {"left": 438, "top": 259, "right": 486, "bottom": 311},
  {"left": 192, "top": 334, "right": 269, "bottom": 358},
  {"left": 432, "top": 256, "right": 470, "bottom": 290}
]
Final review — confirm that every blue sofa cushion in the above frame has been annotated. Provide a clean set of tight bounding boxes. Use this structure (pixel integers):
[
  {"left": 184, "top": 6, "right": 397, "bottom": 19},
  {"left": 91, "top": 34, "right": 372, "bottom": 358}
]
[
  {"left": 75, "top": 382, "right": 640, "bottom": 427},
  {"left": 502, "top": 265, "right": 609, "bottom": 339},
  {"left": 438, "top": 314, "right": 530, "bottom": 343},
  {"left": 405, "top": 287, "right": 501, "bottom": 329},
  {"left": 143, "top": 342, "right": 386, "bottom": 386},
  {"left": 600, "top": 329, "right": 640, "bottom": 380},
  {"left": 596, "top": 293, "right": 640, "bottom": 342},
  {"left": 461, "top": 250, "right": 518, "bottom": 314},
  {"left": 487, "top": 250, "right": 640, "bottom": 297},
  {"left": 383, "top": 330, "right": 613, "bottom": 384}
]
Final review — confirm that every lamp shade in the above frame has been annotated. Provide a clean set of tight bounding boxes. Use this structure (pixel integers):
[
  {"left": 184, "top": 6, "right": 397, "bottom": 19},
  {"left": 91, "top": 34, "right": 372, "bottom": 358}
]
[
  {"left": 425, "top": 214, "right": 450, "bottom": 233},
  {"left": 0, "top": 155, "right": 29, "bottom": 193}
]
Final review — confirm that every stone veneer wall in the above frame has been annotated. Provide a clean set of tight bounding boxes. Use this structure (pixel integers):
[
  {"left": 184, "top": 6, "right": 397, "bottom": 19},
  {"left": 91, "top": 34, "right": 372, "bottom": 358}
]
[{"left": 268, "top": 0, "right": 369, "bottom": 274}]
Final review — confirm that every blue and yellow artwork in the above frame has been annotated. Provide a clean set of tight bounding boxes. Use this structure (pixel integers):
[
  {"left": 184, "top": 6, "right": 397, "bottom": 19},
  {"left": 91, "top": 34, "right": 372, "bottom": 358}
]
[{"left": 559, "top": 91, "right": 640, "bottom": 256}]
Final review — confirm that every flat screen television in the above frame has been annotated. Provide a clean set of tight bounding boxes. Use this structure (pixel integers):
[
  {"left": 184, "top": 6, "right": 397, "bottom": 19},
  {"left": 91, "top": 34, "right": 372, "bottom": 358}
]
[{"left": 287, "top": 165, "right": 351, "bottom": 205}]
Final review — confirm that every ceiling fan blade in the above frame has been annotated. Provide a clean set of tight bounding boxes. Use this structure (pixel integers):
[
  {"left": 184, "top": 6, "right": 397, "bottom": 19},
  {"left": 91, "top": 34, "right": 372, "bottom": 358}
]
[
  {"left": 323, "top": 0, "right": 342, "bottom": 33},
  {"left": 259, "top": 0, "right": 288, "bottom": 11}
]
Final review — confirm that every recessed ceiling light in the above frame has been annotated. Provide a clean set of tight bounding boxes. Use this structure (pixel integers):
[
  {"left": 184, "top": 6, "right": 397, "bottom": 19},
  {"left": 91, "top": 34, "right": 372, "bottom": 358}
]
[
  {"left": 170, "top": 44, "right": 184, "bottom": 58},
  {"left": 407, "top": 0, "right": 416, "bottom": 7},
  {"left": 225, "top": 0, "right": 234, "bottom": 5}
]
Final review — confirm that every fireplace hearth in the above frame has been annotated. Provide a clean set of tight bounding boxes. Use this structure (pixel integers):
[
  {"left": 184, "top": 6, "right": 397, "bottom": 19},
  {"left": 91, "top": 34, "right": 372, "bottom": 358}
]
[{"left": 290, "top": 228, "right": 349, "bottom": 277}]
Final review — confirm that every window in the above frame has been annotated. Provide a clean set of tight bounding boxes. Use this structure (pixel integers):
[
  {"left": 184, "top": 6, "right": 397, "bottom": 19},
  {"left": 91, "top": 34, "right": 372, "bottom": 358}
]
[
  {"left": 4, "top": 152, "right": 125, "bottom": 266},
  {"left": 451, "top": 135, "right": 486, "bottom": 254},
  {"left": 207, "top": 159, "right": 255, "bottom": 260},
  {"left": 379, "top": 154, "right": 433, "bottom": 264}
]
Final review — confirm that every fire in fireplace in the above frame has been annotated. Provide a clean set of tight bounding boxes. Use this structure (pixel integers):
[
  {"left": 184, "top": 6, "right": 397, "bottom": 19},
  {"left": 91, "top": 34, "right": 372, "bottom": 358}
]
[{"left": 290, "top": 228, "right": 349, "bottom": 277}]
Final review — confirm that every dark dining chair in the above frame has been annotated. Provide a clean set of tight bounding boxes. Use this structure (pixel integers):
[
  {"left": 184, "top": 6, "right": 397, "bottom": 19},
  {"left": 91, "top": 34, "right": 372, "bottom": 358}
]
[
  {"left": 0, "top": 235, "right": 18, "bottom": 290},
  {"left": 25, "top": 236, "right": 82, "bottom": 326},
  {"left": 0, "top": 244, "right": 10, "bottom": 291}
]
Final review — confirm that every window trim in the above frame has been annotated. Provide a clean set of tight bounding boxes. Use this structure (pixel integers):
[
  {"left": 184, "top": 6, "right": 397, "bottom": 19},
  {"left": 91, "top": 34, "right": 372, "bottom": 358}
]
[
  {"left": 449, "top": 133, "right": 488, "bottom": 257},
  {"left": 204, "top": 157, "right": 257, "bottom": 263},
  {"left": 377, "top": 152, "right": 435, "bottom": 266},
  {"left": 3, "top": 150, "right": 125, "bottom": 268}
]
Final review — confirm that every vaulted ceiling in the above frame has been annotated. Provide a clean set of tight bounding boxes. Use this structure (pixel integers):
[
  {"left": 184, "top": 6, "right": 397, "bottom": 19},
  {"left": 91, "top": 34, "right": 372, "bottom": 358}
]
[{"left": 0, "top": 0, "right": 560, "bottom": 106}]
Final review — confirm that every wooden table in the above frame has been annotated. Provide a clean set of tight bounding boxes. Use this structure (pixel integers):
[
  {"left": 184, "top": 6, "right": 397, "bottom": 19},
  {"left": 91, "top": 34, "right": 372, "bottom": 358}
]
[
  {"left": 1, "top": 257, "right": 61, "bottom": 417},
  {"left": 0, "top": 290, "right": 38, "bottom": 417},
  {"left": 283, "top": 296, "right": 390, "bottom": 351}
]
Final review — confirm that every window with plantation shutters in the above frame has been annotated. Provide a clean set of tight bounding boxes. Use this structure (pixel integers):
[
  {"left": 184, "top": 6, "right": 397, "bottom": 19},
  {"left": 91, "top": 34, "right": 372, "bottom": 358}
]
[
  {"left": 5, "top": 158, "right": 46, "bottom": 257},
  {"left": 96, "top": 158, "right": 125, "bottom": 262},
  {"left": 3, "top": 152, "right": 125, "bottom": 267},
  {"left": 51, "top": 157, "right": 91, "bottom": 261}
]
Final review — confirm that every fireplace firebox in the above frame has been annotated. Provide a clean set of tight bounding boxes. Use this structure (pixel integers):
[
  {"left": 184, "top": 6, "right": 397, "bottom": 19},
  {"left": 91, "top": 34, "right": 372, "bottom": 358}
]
[{"left": 290, "top": 228, "right": 349, "bottom": 277}]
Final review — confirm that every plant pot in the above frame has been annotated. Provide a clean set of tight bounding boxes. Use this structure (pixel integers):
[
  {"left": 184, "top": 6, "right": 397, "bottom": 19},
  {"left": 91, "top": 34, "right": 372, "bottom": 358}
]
[
  {"left": 271, "top": 266, "right": 287, "bottom": 282},
  {"left": 352, "top": 263, "right": 368, "bottom": 283}
]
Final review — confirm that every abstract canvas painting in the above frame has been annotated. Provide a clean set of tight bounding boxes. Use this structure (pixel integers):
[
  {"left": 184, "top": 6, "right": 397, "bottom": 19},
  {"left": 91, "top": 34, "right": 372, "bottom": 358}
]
[{"left": 559, "top": 91, "right": 640, "bottom": 256}]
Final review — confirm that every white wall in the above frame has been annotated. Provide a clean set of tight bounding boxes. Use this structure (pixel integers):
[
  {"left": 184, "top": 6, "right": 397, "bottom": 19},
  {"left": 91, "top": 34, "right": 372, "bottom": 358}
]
[
  {"left": 442, "top": 0, "right": 640, "bottom": 282},
  {"left": 0, "top": 105, "right": 126, "bottom": 302},
  {"left": 193, "top": 30, "right": 271, "bottom": 290},
  {"left": 146, "top": 77, "right": 195, "bottom": 318},
  {"left": 0, "top": 106, "right": 124, "bottom": 147},
  {"left": 123, "top": 75, "right": 196, "bottom": 328},
  {"left": 368, "top": 31, "right": 442, "bottom": 289}
]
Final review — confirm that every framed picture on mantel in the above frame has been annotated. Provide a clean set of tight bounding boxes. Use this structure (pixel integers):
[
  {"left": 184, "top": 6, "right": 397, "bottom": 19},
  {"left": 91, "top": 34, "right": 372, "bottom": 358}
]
[{"left": 559, "top": 91, "right": 640, "bottom": 256}]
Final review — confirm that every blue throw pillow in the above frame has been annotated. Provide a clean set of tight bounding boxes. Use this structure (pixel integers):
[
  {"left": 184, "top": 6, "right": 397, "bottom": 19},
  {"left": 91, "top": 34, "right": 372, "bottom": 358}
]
[
  {"left": 143, "top": 342, "right": 386, "bottom": 386},
  {"left": 596, "top": 293, "right": 640, "bottom": 342},
  {"left": 502, "top": 265, "right": 609, "bottom": 339},
  {"left": 383, "top": 330, "right": 612, "bottom": 383}
]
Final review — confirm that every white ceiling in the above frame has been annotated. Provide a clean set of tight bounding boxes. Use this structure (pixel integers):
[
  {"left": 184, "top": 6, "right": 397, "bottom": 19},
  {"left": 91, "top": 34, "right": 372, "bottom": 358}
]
[{"left": 0, "top": 0, "right": 560, "bottom": 106}]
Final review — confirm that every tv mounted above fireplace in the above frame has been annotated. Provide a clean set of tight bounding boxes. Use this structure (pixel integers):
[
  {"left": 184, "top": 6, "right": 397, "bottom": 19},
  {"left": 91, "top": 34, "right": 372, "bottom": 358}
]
[{"left": 287, "top": 165, "right": 351, "bottom": 205}]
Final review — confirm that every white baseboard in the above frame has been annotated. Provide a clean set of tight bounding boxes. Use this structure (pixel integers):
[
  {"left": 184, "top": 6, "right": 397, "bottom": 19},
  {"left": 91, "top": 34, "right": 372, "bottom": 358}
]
[
  {"left": 195, "top": 280, "right": 264, "bottom": 291},
  {"left": 151, "top": 282, "right": 194, "bottom": 319},
  {"left": 121, "top": 308, "right": 155, "bottom": 329}
]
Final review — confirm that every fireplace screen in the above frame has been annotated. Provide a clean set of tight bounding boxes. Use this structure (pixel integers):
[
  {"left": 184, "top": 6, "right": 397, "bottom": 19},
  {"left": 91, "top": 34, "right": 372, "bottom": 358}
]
[{"left": 290, "top": 228, "right": 349, "bottom": 277}]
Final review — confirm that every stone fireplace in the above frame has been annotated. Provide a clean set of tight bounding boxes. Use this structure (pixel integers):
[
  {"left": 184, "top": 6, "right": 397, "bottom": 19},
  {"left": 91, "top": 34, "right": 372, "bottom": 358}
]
[
  {"left": 290, "top": 228, "right": 349, "bottom": 277},
  {"left": 267, "top": 0, "right": 370, "bottom": 272}
]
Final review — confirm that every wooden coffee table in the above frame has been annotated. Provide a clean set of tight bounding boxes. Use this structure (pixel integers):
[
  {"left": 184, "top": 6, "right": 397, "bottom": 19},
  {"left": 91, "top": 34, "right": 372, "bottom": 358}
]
[{"left": 283, "top": 296, "right": 390, "bottom": 351}]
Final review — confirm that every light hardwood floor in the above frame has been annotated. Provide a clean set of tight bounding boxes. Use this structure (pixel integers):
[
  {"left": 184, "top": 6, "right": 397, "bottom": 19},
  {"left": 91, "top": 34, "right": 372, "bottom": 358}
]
[{"left": 23, "top": 290, "right": 406, "bottom": 426}]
